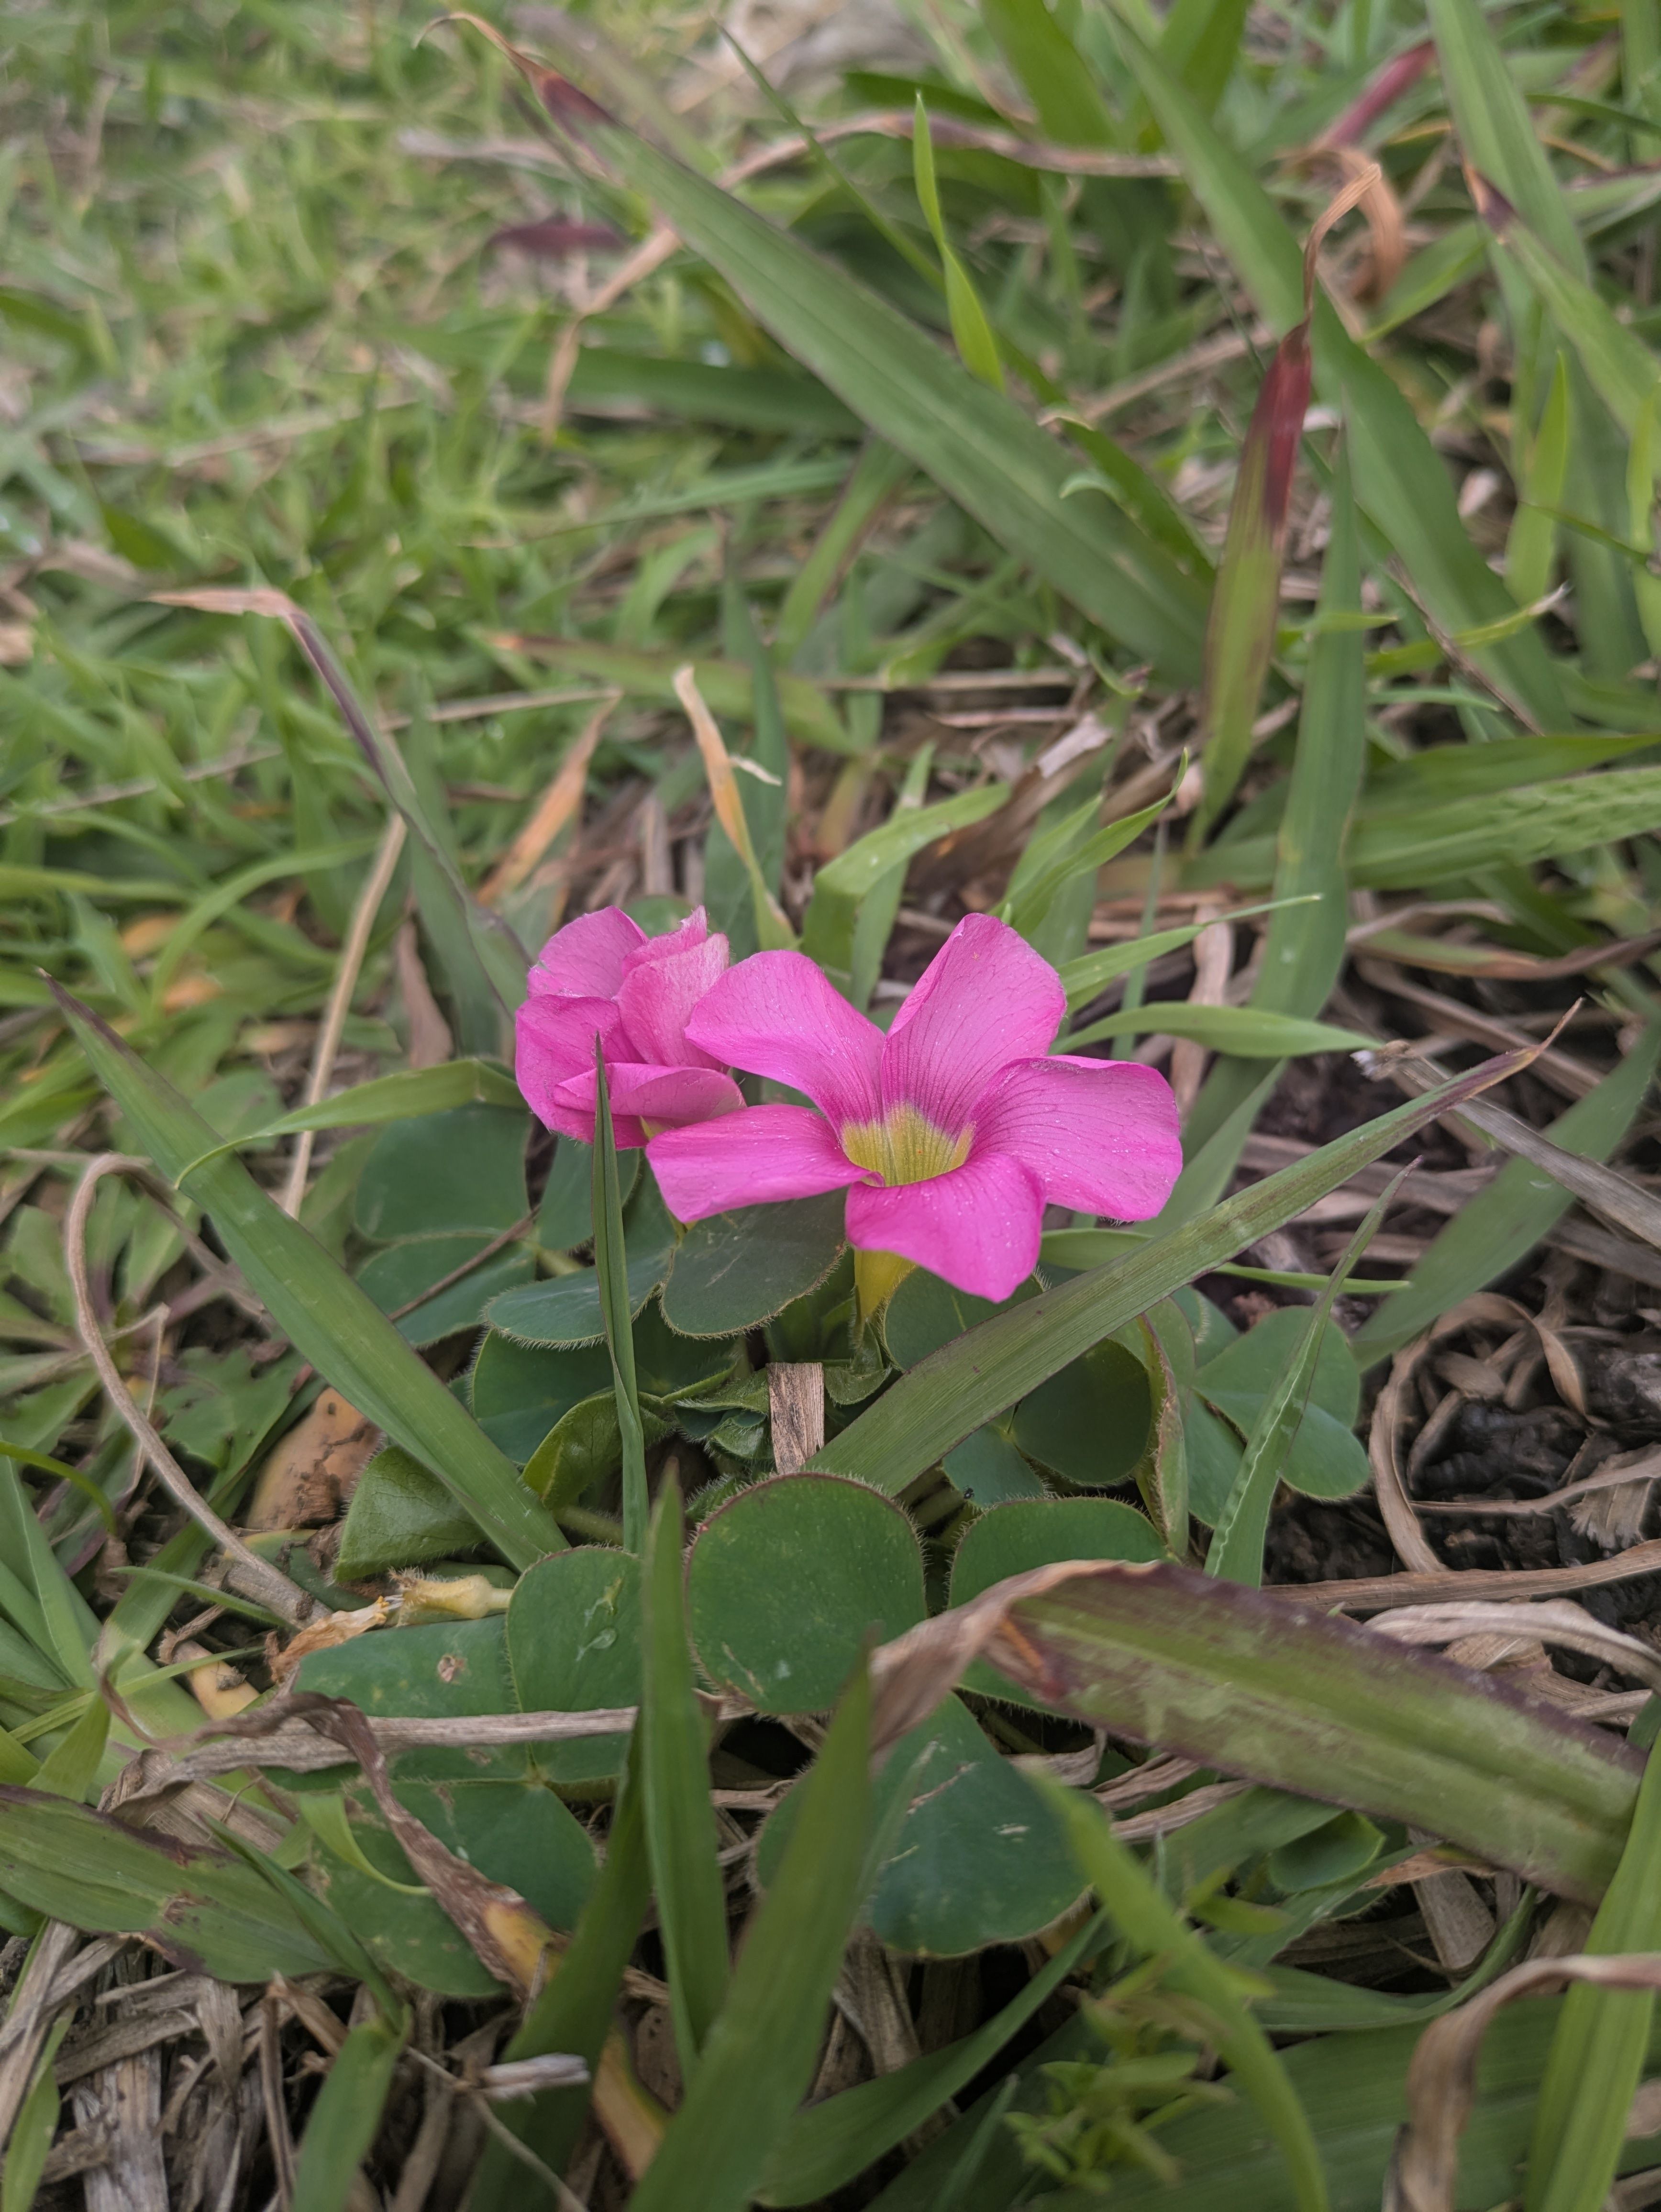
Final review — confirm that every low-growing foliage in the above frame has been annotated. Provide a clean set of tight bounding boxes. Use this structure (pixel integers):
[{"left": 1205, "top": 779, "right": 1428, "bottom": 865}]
[{"left": 6, "top": 0, "right": 1661, "bottom": 2205}]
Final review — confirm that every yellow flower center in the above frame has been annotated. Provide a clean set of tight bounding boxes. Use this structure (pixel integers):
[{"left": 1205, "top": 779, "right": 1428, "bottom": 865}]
[{"left": 840, "top": 1103, "right": 971, "bottom": 1187}]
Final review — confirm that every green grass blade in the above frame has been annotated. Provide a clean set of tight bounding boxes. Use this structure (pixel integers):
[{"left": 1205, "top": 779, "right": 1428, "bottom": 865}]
[
  {"left": 966, "top": 1558, "right": 1640, "bottom": 1901},
  {"left": 1159, "top": 0, "right": 1251, "bottom": 115},
  {"left": 760, "top": 1914, "right": 1105, "bottom": 2206},
  {"left": 592, "top": 1052, "right": 647, "bottom": 1555},
  {"left": 50, "top": 987, "right": 564, "bottom": 1569},
  {"left": 1353, "top": 1024, "right": 1661, "bottom": 1362},
  {"left": 177, "top": 1061, "right": 522, "bottom": 1174},
  {"left": 1256, "top": 447, "right": 1366, "bottom": 1017},
  {"left": 1477, "top": 185, "right": 1661, "bottom": 450},
  {"left": 290, "top": 2015, "right": 407, "bottom": 2212},
  {"left": 1057, "top": 899, "right": 1305, "bottom": 1009},
  {"left": 1185, "top": 765, "right": 1661, "bottom": 892},
  {"left": 642, "top": 1475, "right": 730, "bottom": 2079},
  {"left": 629, "top": 1655, "right": 873, "bottom": 2212},
  {"left": 486, "top": 640, "right": 855, "bottom": 752},
  {"left": 912, "top": 100, "right": 1004, "bottom": 390},
  {"left": 774, "top": 443, "right": 913, "bottom": 666},
  {"left": 1524, "top": 1736, "right": 1661, "bottom": 2212},
  {"left": 850, "top": 744, "right": 935, "bottom": 1012},
  {"left": 476, "top": 1753, "right": 653, "bottom": 2198},
  {"left": 800, "top": 784, "right": 1008, "bottom": 994},
  {"left": 1194, "top": 319, "right": 1309, "bottom": 835},
  {"left": 1061, "top": 1005, "right": 1369, "bottom": 1056},
  {"left": 1040, "top": 1780, "right": 1329, "bottom": 2212},
  {"left": 809, "top": 1046, "right": 1530, "bottom": 1493},
  {"left": 1107, "top": 17, "right": 1569, "bottom": 731},
  {"left": 981, "top": 0, "right": 1118, "bottom": 144},
  {"left": 567, "top": 119, "right": 1208, "bottom": 678},
  {"left": 1507, "top": 353, "right": 1571, "bottom": 606},
  {"left": 1, "top": 2015, "right": 69, "bottom": 2212},
  {"left": 1427, "top": 0, "right": 1585, "bottom": 270}
]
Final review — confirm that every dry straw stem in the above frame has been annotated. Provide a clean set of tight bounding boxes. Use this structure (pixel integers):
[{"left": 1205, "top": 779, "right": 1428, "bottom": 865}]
[
  {"left": 1387, "top": 1952, "right": 1661, "bottom": 2212},
  {"left": 479, "top": 689, "right": 620, "bottom": 906},
  {"left": 279, "top": 812, "right": 408, "bottom": 1217},
  {"left": 63, "top": 1154, "right": 314, "bottom": 1629}
]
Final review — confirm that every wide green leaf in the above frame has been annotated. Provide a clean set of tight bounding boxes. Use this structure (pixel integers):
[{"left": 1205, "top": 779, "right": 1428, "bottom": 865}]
[{"left": 687, "top": 1475, "right": 925, "bottom": 1713}]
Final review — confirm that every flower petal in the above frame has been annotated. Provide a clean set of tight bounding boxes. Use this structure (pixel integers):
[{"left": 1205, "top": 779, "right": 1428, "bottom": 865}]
[
  {"left": 527, "top": 907, "right": 645, "bottom": 999},
  {"left": 620, "top": 905, "right": 711, "bottom": 972},
  {"left": 552, "top": 1062, "right": 745, "bottom": 1148},
  {"left": 846, "top": 1151, "right": 1043, "bottom": 1304},
  {"left": 648, "top": 1105, "right": 865, "bottom": 1221},
  {"left": 616, "top": 927, "right": 729, "bottom": 1067},
  {"left": 880, "top": 914, "right": 1065, "bottom": 1133},
  {"left": 684, "top": 952, "right": 883, "bottom": 1127},
  {"left": 970, "top": 1055, "right": 1183, "bottom": 1220},
  {"left": 516, "top": 995, "right": 625, "bottom": 1128}
]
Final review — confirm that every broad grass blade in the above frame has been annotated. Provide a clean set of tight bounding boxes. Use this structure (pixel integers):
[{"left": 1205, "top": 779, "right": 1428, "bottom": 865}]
[
  {"left": 1040, "top": 1781, "right": 1329, "bottom": 2212},
  {"left": 642, "top": 1476, "right": 730, "bottom": 2078},
  {"left": 1524, "top": 1736, "right": 1661, "bottom": 2212},
  {"left": 1, "top": 2016, "right": 69, "bottom": 2212},
  {"left": 554, "top": 109, "right": 1208, "bottom": 678},
  {"left": 800, "top": 784, "right": 1007, "bottom": 995},
  {"left": 51, "top": 986, "right": 565, "bottom": 1569},
  {"left": 759, "top": 1916, "right": 1104, "bottom": 2206},
  {"left": 629, "top": 1657, "right": 873, "bottom": 2212},
  {"left": 1193, "top": 321, "right": 1309, "bottom": 834},
  {"left": 1427, "top": 0, "right": 1585, "bottom": 269},
  {"left": 473, "top": 1755, "right": 655, "bottom": 2198},
  {"left": 811, "top": 1048, "right": 1533, "bottom": 1494},
  {"left": 1476, "top": 181, "right": 1661, "bottom": 457},
  {"left": 592, "top": 1051, "right": 648, "bottom": 1554},
  {"left": 912, "top": 100, "right": 1003, "bottom": 390},
  {"left": 871, "top": 1559, "right": 1640, "bottom": 1901},
  {"left": 155, "top": 590, "right": 530, "bottom": 1025},
  {"left": 290, "top": 2015, "right": 406, "bottom": 2212},
  {"left": 1353, "top": 1027, "right": 1661, "bottom": 1363},
  {"left": 1507, "top": 354, "right": 1570, "bottom": 607},
  {"left": 981, "top": 0, "right": 1118, "bottom": 145},
  {"left": 1172, "top": 450, "right": 1367, "bottom": 1182},
  {"left": 1106, "top": 20, "right": 1569, "bottom": 730},
  {"left": 0, "top": 1788, "right": 331, "bottom": 1980},
  {"left": 1185, "top": 766, "right": 1661, "bottom": 892}
]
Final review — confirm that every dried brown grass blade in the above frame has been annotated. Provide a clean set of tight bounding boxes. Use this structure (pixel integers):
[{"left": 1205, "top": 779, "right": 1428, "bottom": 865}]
[{"left": 1387, "top": 1952, "right": 1661, "bottom": 2212}]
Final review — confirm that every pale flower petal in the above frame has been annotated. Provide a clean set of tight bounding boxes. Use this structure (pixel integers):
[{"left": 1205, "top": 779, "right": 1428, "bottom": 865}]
[
  {"left": 845, "top": 1151, "right": 1043, "bottom": 1304},
  {"left": 970, "top": 1054, "right": 1183, "bottom": 1220},
  {"left": 685, "top": 951, "right": 883, "bottom": 1128},
  {"left": 527, "top": 908, "right": 645, "bottom": 1000},
  {"left": 648, "top": 1105, "right": 866, "bottom": 1220},
  {"left": 880, "top": 914, "right": 1065, "bottom": 1135}
]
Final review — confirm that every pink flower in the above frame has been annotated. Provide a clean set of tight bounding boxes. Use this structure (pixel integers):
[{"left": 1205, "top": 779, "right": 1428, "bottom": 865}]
[
  {"left": 515, "top": 907, "right": 745, "bottom": 1147},
  {"left": 646, "top": 914, "right": 1183, "bottom": 1303}
]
